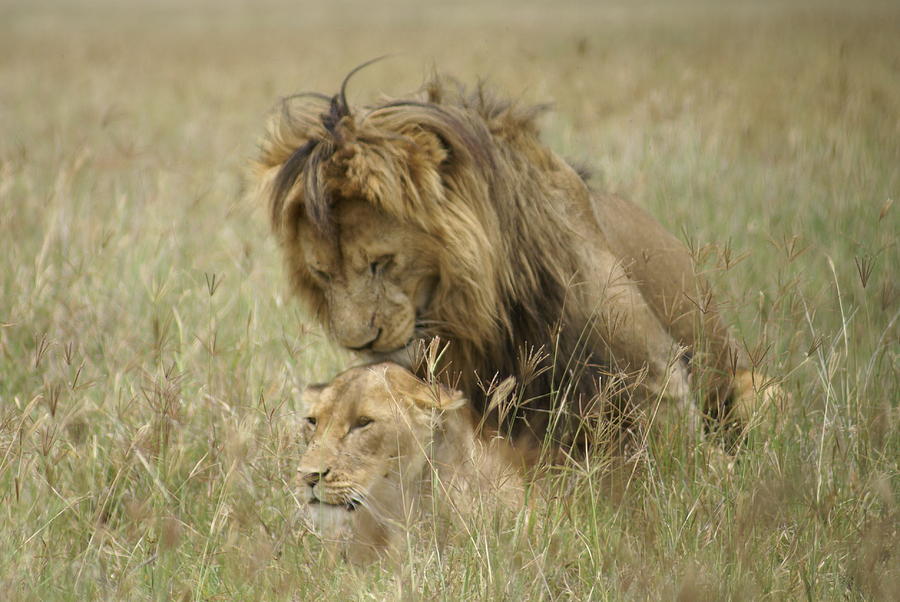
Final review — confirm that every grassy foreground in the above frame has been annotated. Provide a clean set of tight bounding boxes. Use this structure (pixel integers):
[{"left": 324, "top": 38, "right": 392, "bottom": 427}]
[{"left": 1, "top": 0, "right": 897, "bottom": 599}]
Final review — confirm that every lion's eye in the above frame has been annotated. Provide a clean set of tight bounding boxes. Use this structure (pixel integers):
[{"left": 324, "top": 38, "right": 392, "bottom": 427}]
[
  {"left": 309, "top": 267, "right": 331, "bottom": 282},
  {"left": 352, "top": 416, "right": 374, "bottom": 430},
  {"left": 306, "top": 416, "right": 317, "bottom": 427},
  {"left": 369, "top": 255, "right": 394, "bottom": 276}
]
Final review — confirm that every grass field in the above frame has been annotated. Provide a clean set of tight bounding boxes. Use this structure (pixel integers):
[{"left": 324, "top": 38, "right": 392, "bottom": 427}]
[{"left": 1, "top": 0, "right": 898, "bottom": 599}]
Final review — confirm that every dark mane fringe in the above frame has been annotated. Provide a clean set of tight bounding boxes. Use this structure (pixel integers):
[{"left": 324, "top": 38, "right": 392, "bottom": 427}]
[
  {"left": 271, "top": 138, "right": 317, "bottom": 226},
  {"left": 472, "top": 265, "right": 612, "bottom": 447}
]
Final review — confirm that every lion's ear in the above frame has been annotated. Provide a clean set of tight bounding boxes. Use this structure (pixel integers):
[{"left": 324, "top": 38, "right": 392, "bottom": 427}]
[
  {"left": 404, "top": 108, "right": 477, "bottom": 175},
  {"left": 425, "top": 130, "right": 453, "bottom": 167},
  {"left": 403, "top": 127, "right": 452, "bottom": 182}
]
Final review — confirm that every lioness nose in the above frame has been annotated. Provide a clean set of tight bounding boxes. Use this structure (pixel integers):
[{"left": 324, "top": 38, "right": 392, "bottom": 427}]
[{"left": 301, "top": 468, "right": 329, "bottom": 487}]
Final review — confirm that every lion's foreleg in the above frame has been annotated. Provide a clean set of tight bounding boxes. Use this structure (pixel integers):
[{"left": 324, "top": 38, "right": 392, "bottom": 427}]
[{"left": 586, "top": 258, "right": 702, "bottom": 437}]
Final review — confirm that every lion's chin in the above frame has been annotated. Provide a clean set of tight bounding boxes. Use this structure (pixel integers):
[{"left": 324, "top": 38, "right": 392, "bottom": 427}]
[{"left": 362, "top": 341, "right": 418, "bottom": 370}]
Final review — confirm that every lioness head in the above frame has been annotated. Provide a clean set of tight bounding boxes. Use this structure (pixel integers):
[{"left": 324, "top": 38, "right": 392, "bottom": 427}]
[{"left": 296, "top": 362, "right": 466, "bottom": 557}]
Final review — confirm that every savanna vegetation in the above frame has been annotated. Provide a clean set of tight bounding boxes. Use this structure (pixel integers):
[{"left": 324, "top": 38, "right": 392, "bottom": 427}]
[{"left": 1, "top": 0, "right": 897, "bottom": 599}]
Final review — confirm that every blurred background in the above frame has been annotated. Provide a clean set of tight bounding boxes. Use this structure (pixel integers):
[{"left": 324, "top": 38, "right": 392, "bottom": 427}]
[{"left": 1, "top": 0, "right": 897, "bottom": 598}]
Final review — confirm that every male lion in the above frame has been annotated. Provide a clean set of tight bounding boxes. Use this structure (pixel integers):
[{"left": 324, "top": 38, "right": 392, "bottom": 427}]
[
  {"left": 257, "top": 68, "right": 772, "bottom": 449},
  {"left": 296, "top": 362, "right": 523, "bottom": 563}
]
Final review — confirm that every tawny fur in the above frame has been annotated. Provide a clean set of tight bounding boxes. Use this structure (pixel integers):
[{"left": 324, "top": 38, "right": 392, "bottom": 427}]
[
  {"left": 256, "top": 74, "right": 771, "bottom": 448},
  {"left": 296, "top": 362, "right": 524, "bottom": 563}
]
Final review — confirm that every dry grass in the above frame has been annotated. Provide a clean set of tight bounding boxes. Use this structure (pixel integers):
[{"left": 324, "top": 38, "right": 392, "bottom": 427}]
[{"left": 1, "top": 0, "right": 898, "bottom": 599}]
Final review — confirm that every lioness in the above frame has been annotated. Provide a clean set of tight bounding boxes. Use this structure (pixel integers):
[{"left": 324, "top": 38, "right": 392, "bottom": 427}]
[
  {"left": 296, "top": 362, "right": 523, "bottom": 563},
  {"left": 258, "top": 69, "right": 779, "bottom": 450}
]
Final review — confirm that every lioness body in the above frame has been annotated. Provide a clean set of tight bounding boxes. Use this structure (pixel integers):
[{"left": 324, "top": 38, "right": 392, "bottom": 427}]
[
  {"left": 297, "top": 362, "right": 523, "bottom": 563},
  {"left": 258, "top": 75, "right": 761, "bottom": 448}
]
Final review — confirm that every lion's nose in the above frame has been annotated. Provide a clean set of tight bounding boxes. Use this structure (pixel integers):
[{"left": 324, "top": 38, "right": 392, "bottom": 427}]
[
  {"left": 346, "top": 328, "right": 382, "bottom": 352},
  {"left": 300, "top": 468, "right": 329, "bottom": 487}
]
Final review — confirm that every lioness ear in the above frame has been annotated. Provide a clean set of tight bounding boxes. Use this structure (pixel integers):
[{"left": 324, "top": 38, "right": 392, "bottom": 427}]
[
  {"left": 435, "top": 386, "right": 467, "bottom": 412},
  {"left": 405, "top": 383, "right": 466, "bottom": 414},
  {"left": 382, "top": 362, "right": 467, "bottom": 413},
  {"left": 297, "top": 384, "right": 325, "bottom": 412}
]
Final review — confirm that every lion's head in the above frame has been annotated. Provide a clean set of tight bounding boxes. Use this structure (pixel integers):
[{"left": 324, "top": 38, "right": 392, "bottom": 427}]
[
  {"left": 296, "top": 362, "right": 521, "bottom": 562},
  {"left": 255, "top": 77, "right": 543, "bottom": 364}
]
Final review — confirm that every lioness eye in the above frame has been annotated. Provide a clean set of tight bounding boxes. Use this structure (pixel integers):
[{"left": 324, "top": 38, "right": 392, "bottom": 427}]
[
  {"left": 353, "top": 416, "right": 373, "bottom": 430},
  {"left": 306, "top": 416, "right": 317, "bottom": 427}
]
